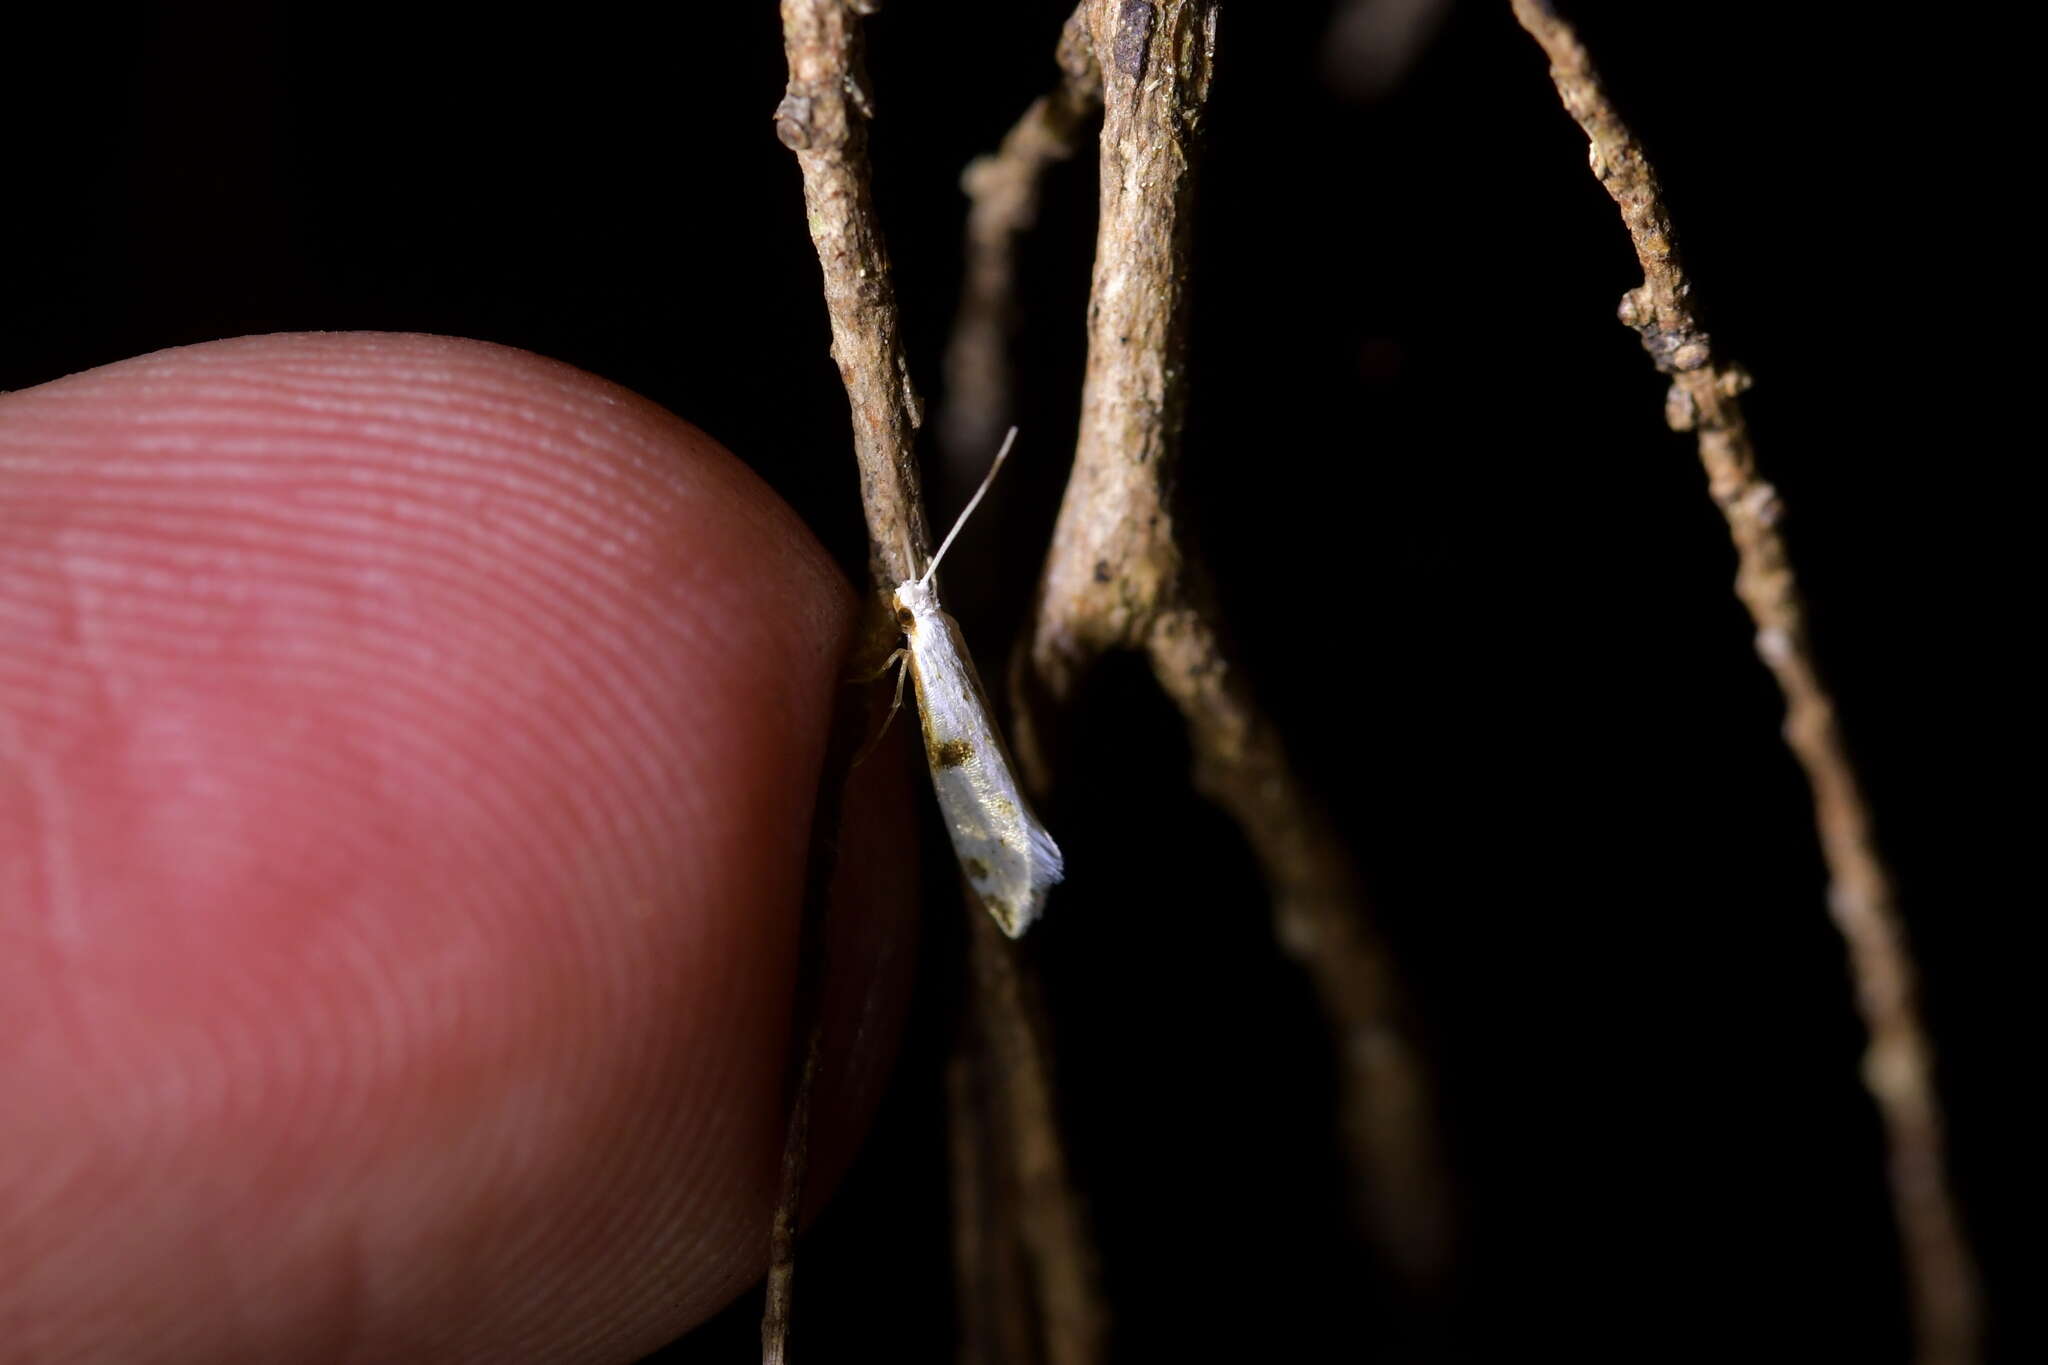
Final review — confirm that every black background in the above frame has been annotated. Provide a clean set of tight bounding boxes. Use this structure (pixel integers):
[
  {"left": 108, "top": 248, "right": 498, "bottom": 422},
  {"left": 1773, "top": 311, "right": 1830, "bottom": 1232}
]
[{"left": 1, "top": 3, "right": 2018, "bottom": 1362}]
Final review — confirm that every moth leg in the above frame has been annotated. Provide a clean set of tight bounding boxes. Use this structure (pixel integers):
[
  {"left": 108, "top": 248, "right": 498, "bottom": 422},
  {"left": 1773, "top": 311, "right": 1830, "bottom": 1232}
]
[
  {"left": 850, "top": 646, "right": 908, "bottom": 685},
  {"left": 850, "top": 649, "right": 909, "bottom": 769}
]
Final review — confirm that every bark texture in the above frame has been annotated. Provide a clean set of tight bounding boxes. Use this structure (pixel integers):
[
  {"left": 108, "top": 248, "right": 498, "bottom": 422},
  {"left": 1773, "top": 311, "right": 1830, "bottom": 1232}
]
[
  {"left": 776, "top": 6, "right": 1106, "bottom": 1362},
  {"left": 1509, "top": 5, "right": 1981, "bottom": 1362},
  {"left": 776, "top": 0, "right": 934, "bottom": 596},
  {"left": 1012, "top": 0, "right": 1455, "bottom": 1291}
]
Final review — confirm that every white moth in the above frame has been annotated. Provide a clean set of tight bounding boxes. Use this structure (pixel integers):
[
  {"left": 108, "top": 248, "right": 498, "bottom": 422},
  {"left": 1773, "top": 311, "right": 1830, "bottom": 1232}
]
[{"left": 877, "top": 428, "right": 1062, "bottom": 936}]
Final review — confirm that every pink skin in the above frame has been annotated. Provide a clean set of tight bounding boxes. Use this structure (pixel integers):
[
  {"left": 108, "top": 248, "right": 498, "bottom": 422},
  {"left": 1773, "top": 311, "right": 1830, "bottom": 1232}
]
[{"left": 0, "top": 334, "right": 917, "bottom": 1363}]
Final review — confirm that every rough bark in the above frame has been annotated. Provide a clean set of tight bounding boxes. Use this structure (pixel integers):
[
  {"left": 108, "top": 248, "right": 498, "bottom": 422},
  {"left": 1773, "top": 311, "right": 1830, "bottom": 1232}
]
[
  {"left": 1011, "top": 0, "right": 1455, "bottom": 1291},
  {"left": 776, "top": 0, "right": 933, "bottom": 598},
  {"left": 775, "top": 6, "right": 1106, "bottom": 1362},
  {"left": 1509, "top": 5, "right": 1982, "bottom": 1362}
]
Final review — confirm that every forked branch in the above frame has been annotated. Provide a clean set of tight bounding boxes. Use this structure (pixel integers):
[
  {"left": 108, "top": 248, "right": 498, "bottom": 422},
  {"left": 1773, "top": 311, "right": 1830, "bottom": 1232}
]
[
  {"left": 1508, "top": 4, "right": 1981, "bottom": 1362},
  {"left": 1011, "top": 0, "right": 1454, "bottom": 1291}
]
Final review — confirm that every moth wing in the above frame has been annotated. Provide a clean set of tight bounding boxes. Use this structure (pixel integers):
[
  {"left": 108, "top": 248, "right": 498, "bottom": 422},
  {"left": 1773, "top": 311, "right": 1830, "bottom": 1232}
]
[
  {"left": 1025, "top": 819, "right": 1064, "bottom": 887},
  {"left": 907, "top": 607, "right": 1062, "bottom": 936}
]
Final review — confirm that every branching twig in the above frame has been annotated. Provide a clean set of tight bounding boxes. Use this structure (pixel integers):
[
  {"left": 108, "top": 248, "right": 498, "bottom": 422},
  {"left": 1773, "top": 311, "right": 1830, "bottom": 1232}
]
[
  {"left": 1508, "top": 5, "right": 1982, "bottom": 1362},
  {"left": 1012, "top": 0, "right": 1455, "bottom": 1292},
  {"left": 938, "top": 5, "right": 1101, "bottom": 478}
]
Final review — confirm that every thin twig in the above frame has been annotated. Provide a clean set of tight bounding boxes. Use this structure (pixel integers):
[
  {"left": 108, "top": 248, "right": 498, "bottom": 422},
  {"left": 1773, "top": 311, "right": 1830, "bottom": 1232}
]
[
  {"left": 761, "top": 679, "right": 866, "bottom": 1365},
  {"left": 946, "top": 915, "right": 1108, "bottom": 1365},
  {"left": 919, "top": 13, "right": 1118, "bottom": 1362},
  {"left": 947, "top": 1041, "right": 1038, "bottom": 1365},
  {"left": 775, "top": 6, "right": 1104, "bottom": 1362},
  {"left": 965, "top": 911, "right": 1107, "bottom": 1365},
  {"left": 1012, "top": 0, "right": 1455, "bottom": 1293},
  {"left": 761, "top": 1007, "right": 821, "bottom": 1365},
  {"left": 1507, "top": 5, "right": 1981, "bottom": 1362},
  {"left": 938, "top": 5, "right": 1101, "bottom": 478},
  {"left": 1150, "top": 598, "right": 1453, "bottom": 1286},
  {"left": 765, "top": 6, "right": 934, "bottom": 1359},
  {"left": 777, "top": 0, "right": 933, "bottom": 596}
]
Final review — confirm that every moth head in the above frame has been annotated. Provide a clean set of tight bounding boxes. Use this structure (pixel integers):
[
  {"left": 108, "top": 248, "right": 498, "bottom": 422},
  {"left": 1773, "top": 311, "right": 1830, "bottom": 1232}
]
[{"left": 891, "top": 578, "right": 936, "bottom": 634}]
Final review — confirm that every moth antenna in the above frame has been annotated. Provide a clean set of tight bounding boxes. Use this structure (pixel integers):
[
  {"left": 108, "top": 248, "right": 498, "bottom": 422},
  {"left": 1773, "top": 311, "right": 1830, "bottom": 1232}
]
[{"left": 921, "top": 426, "right": 1018, "bottom": 589}]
